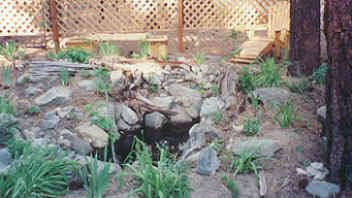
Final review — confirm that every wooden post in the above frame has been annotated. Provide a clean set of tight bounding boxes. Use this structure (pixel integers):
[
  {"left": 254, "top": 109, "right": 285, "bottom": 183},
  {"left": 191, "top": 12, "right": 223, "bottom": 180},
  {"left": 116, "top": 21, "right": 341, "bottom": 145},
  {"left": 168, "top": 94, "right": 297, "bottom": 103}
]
[
  {"left": 49, "top": 0, "right": 60, "bottom": 52},
  {"left": 178, "top": 0, "right": 184, "bottom": 53}
]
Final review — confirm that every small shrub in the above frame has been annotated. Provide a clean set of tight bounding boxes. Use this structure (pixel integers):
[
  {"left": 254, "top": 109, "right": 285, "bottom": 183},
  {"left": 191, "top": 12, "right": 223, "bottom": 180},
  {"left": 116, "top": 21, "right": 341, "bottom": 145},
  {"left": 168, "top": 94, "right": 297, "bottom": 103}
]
[
  {"left": 123, "top": 138, "right": 192, "bottom": 198},
  {"left": 255, "top": 57, "right": 282, "bottom": 88},
  {"left": 93, "top": 67, "right": 111, "bottom": 95},
  {"left": 222, "top": 175, "right": 240, "bottom": 198},
  {"left": 84, "top": 104, "right": 115, "bottom": 132},
  {"left": 98, "top": 41, "right": 120, "bottom": 57},
  {"left": 248, "top": 93, "right": 260, "bottom": 110},
  {"left": 132, "top": 40, "right": 150, "bottom": 59},
  {"left": 312, "top": 63, "right": 328, "bottom": 85},
  {"left": 26, "top": 106, "right": 40, "bottom": 115},
  {"left": 285, "top": 77, "right": 310, "bottom": 93},
  {"left": 0, "top": 94, "right": 15, "bottom": 115},
  {"left": 242, "top": 117, "right": 259, "bottom": 136},
  {"left": 48, "top": 46, "right": 91, "bottom": 63},
  {"left": 0, "top": 40, "right": 26, "bottom": 66},
  {"left": 1, "top": 65, "right": 11, "bottom": 87},
  {"left": 60, "top": 67, "right": 70, "bottom": 86},
  {"left": 239, "top": 67, "right": 256, "bottom": 94},
  {"left": 193, "top": 51, "right": 205, "bottom": 65},
  {"left": 274, "top": 100, "right": 297, "bottom": 128},
  {"left": 0, "top": 113, "right": 18, "bottom": 144}
]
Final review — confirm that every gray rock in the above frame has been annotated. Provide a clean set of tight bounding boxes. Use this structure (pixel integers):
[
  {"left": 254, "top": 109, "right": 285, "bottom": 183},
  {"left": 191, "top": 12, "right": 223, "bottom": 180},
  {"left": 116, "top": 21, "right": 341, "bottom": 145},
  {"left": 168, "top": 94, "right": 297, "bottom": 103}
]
[
  {"left": 117, "top": 119, "right": 141, "bottom": 132},
  {"left": 34, "top": 86, "right": 72, "bottom": 107},
  {"left": 0, "top": 148, "right": 11, "bottom": 174},
  {"left": 110, "top": 70, "right": 127, "bottom": 93},
  {"left": 78, "top": 79, "right": 96, "bottom": 91},
  {"left": 150, "top": 96, "right": 175, "bottom": 111},
  {"left": 74, "top": 154, "right": 122, "bottom": 174},
  {"left": 317, "top": 106, "right": 326, "bottom": 123},
  {"left": 252, "top": 88, "right": 290, "bottom": 107},
  {"left": 17, "top": 73, "right": 38, "bottom": 84},
  {"left": 41, "top": 110, "right": 60, "bottom": 129},
  {"left": 94, "top": 101, "right": 115, "bottom": 120},
  {"left": 116, "top": 103, "right": 139, "bottom": 126},
  {"left": 200, "top": 97, "right": 220, "bottom": 117},
  {"left": 231, "top": 139, "right": 281, "bottom": 157},
  {"left": 56, "top": 106, "right": 74, "bottom": 118},
  {"left": 196, "top": 147, "right": 220, "bottom": 176},
  {"left": 306, "top": 180, "right": 340, "bottom": 198},
  {"left": 74, "top": 122, "right": 109, "bottom": 148},
  {"left": 143, "top": 73, "right": 163, "bottom": 86},
  {"left": 235, "top": 174, "right": 260, "bottom": 198},
  {"left": 167, "top": 84, "right": 202, "bottom": 99},
  {"left": 190, "top": 172, "right": 232, "bottom": 198},
  {"left": 24, "top": 87, "right": 43, "bottom": 96},
  {"left": 169, "top": 104, "right": 193, "bottom": 125},
  {"left": 61, "top": 129, "right": 93, "bottom": 154},
  {"left": 145, "top": 112, "right": 167, "bottom": 130}
]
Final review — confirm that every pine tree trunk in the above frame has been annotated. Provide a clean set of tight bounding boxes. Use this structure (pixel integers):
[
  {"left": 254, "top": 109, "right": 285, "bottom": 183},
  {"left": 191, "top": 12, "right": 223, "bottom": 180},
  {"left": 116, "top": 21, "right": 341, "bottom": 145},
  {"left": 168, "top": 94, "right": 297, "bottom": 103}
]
[
  {"left": 324, "top": 0, "right": 352, "bottom": 189},
  {"left": 289, "top": 0, "right": 321, "bottom": 75}
]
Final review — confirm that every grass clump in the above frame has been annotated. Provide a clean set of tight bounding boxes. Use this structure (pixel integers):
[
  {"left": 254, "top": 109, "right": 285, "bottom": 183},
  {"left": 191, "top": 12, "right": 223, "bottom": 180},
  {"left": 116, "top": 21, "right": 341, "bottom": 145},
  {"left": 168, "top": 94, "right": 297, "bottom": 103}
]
[
  {"left": 60, "top": 67, "right": 70, "bottom": 86},
  {"left": 285, "top": 77, "right": 310, "bottom": 94},
  {"left": 0, "top": 40, "right": 26, "bottom": 66},
  {"left": 221, "top": 175, "right": 240, "bottom": 198},
  {"left": 123, "top": 138, "right": 192, "bottom": 198},
  {"left": 193, "top": 51, "right": 205, "bottom": 65},
  {"left": 311, "top": 63, "right": 328, "bottom": 85},
  {"left": 98, "top": 41, "right": 120, "bottom": 57},
  {"left": 132, "top": 40, "right": 150, "bottom": 59},
  {"left": 274, "top": 100, "right": 297, "bottom": 128},
  {"left": 0, "top": 94, "right": 15, "bottom": 115},
  {"left": 255, "top": 57, "right": 282, "bottom": 88},
  {"left": 242, "top": 117, "right": 259, "bottom": 136},
  {"left": 239, "top": 67, "right": 256, "bottom": 94},
  {"left": 1, "top": 65, "right": 12, "bottom": 87},
  {"left": 48, "top": 46, "right": 92, "bottom": 63}
]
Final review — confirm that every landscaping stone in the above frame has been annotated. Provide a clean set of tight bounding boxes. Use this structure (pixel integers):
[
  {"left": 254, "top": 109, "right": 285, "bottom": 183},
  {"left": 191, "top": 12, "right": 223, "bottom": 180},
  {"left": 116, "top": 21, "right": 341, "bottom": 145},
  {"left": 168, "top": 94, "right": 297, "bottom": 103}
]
[
  {"left": 150, "top": 96, "right": 175, "bottom": 111},
  {"left": 40, "top": 110, "right": 60, "bottom": 129},
  {"left": 317, "top": 106, "right": 326, "bottom": 123},
  {"left": 24, "top": 87, "right": 43, "bottom": 96},
  {"left": 34, "top": 86, "right": 72, "bottom": 107},
  {"left": 200, "top": 97, "right": 220, "bottom": 117},
  {"left": 94, "top": 101, "right": 115, "bottom": 120},
  {"left": 169, "top": 104, "right": 193, "bottom": 125},
  {"left": 252, "top": 88, "right": 290, "bottom": 107},
  {"left": 196, "top": 147, "right": 220, "bottom": 176},
  {"left": 56, "top": 106, "right": 74, "bottom": 118},
  {"left": 17, "top": 73, "right": 34, "bottom": 84},
  {"left": 306, "top": 180, "right": 340, "bottom": 198},
  {"left": 235, "top": 174, "right": 260, "bottom": 198},
  {"left": 0, "top": 148, "right": 11, "bottom": 174},
  {"left": 60, "top": 129, "right": 93, "bottom": 155},
  {"left": 78, "top": 79, "right": 96, "bottom": 91},
  {"left": 74, "top": 154, "right": 122, "bottom": 174},
  {"left": 231, "top": 139, "right": 281, "bottom": 157},
  {"left": 190, "top": 172, "right": 232, "bottom": 198},
  {"left": 110, "top": 70, "right": 127, "bottom": 94},
  {"left": 74, "top": 122, "right": 109, "bottom": 148},
  {"left": 116, "top": 103, "right": 139, "bottom": 126},
  {"left": 144, "top": 112, "right": 167, "bottom": 130}
]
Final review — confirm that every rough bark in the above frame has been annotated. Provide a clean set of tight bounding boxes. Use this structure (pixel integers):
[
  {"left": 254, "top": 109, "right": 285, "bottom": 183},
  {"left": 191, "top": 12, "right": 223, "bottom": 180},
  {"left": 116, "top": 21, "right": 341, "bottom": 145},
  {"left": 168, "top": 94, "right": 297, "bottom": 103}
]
[
  {"left": 324, "top": 0, "right": 352, "bottom": 189},
  {"left": 289, "top": 0, "right": 321, "bottom": 75}
]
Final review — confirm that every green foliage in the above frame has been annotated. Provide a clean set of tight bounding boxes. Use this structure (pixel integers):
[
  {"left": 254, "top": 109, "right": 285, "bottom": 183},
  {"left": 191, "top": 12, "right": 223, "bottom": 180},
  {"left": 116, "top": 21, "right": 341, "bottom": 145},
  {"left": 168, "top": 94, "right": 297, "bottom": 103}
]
[
  {"left": 80, "top": 152, "right": 111, "bottom": 198},
  {"left": 60, "top": 67, "right": 70, "bottom": 86},
  {"left": 0, "top": 40, "right": 26, "bottom": 65},
  {"left": 248, "top": 93, "right": 260, "bottom": 110},
  {"left": 312, "top": 63, "right": 328, "bottom": 85},
  {"left": 5, "top": 138, "right": 32, "bottom": 158},
  {"left": 239, "top": 67, "right": 256, "bottom": 94},
  {"left": 26, "top": 106, "right": 40, "bottom": 115},
  {"left": 0, "top": 113, "right": 18, "bottom": 145},
  {"left": 93, "top": 67, "right": 111, "bottom": 95},
  {"left": 193, "top": 51, "right": 205, "bottom": 65},
  {"left": 48, "top": 47, "right": 92, "bottom": 63},
  {"left": 211, "top": 84, "right": 219, "bottom": 95},
  {"left": 0, "top": 145, "right": 75, "bottom": 198},
  {"left": 160, "top": 56, "right": 168, "bottom": 62},
  {"left": 0, "top": 94, "right": 15, "bottom": 115},
  {"left": 274, "top": 100, "right": 297, "bottom": 128},
  {"left": 242, "top": 117, "right": 259, "bottom": 136},
  {"left": 221, "top": 175, "right": 240, "bottom": 198},
  {"left": 132, "top": 40, "right": 150, "bottom": 59},
  {"left": 84, "top": 104, "right": 115, "bottom": 133},
  {"left": 98, "top": 41, "right": 120, "bottom": 57},
  {"left": 230, "top": 46, "right": 242, "bottom": 58},
  {"left": 1, "top": 65, "right": 12, "bottom": 87},
  {"left": 148, "top": 83, "right": 159, "bottom": 93},
  {"left": 255, "top": 57, "right": 282, "bottom": 88},
  {"left": 212, "top": 111, "right": 223, "bottom": 124},
  {"left": 123, "top": 138, "right": 192, "bottom": 198},
  {"left": 285, "top": 77, "right": 310, "bottom": 94},
  {"left": 229, "top": 29, "right": 240, "bottom": 40},
  {"left": 80, "top": 68, "right": 92, "bottom": 78}
]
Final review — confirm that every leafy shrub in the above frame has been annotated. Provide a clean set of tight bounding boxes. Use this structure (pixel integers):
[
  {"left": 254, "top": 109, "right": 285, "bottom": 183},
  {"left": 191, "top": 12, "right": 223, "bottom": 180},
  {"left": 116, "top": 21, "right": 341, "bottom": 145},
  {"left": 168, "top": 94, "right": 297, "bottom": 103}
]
[
  {"left": 255, "top": 57, "right": 282, "bottom": 88},
  {"left": 242, "top": 117, "right": 259, "bottom": 136},
  {"left": 0, "top": 145, "right": 75, "bottom": 198},
  {"left": 98, "top": 41, "right": 120, "bottom": 57},
  {"left": 274, "top": 100, "right": 297, "bottom": 128},
  {"left": 239, "top": 67, "right": 256, "bottom": 94},
  {"left": 123, "top": 138, "right": 192, "bottom": 198},
  {"left": 312, "top": 63, "right": 328, "bottom": 85},
  {"left": 48, "top": 46, "right": 91, "bottom": 63}
]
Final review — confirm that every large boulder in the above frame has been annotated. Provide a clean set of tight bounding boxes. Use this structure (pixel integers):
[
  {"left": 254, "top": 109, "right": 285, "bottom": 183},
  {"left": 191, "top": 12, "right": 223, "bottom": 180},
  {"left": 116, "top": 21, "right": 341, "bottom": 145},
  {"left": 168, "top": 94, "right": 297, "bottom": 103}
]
[
  {"left": 196, "top": 147, "right": 220, "bottom": 176},
  {"left": 34, "top": 86, "right": 72, "bottom": 107},
  {"left": 0, "top": 148, "right": 11, "bottom": 174},
  {"left": 317, "top": 106, "right": 326, "bottom": 123},
  {"left": 306, "top": 180, "right": 340, "bottom": 198},
  {"left": 74, "top": 122, "right": 109, "bottom": 148},
  {"left": 115, "top": 103, "right": 141, "bottom": 132},
  {"left": 200, "top": 97, "right": 221, "bottom": 117},
  {"left": 190, "top": 172, "right": 232, "bottom": 198},
  {"left": 252, "top": 88, "right": 290, "bottom": 107},
  {"left": 144, "top": 112, "right": 167, "bottom": 130},
  {"left": 231, "top": 139, "right": 281, "bottom": 158}
]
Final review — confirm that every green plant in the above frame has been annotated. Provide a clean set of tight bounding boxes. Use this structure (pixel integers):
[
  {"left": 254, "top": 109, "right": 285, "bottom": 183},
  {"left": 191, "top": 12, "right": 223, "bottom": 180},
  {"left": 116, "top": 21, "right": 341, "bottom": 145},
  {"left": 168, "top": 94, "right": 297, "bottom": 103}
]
[
  {"left": 255, "top": 57, "right": 282, "bottom": 88},
  {"left": 193, "top": 51, "right": 205, "bottom": 65},
  {"left": 229, "top": 29, "right": 240, "bottom": 40},
  {"left": 5, "top": 138, "right": 32, "bottom": 157},
  {"left": 26, "top": 106, "right": 40, "bottom": 115},
  {"left": 60, "top": 67, "right": 70, "bottom": 86},
  {"left": 160, "top": 56, "right": 168, "bottom": 62},
  {"left": 93, "top": 67, "right": 111, "bottom": 95},
  {"left": 230, "top": 46, "right": 242, "bottom": 58},
  {"left": 98, "top": 41, "right": 120, "bottom": 57},
  {"left": 285, "top": 77, "right": 310, "bottom": 93},
  {"left": 248, "top": 93, "right": 260, "bottom": 110},
  {"left": 0, "top": 145, "right": 75, "bottom": 198},
  {"left": 0, "top": 40, "right": 26, "bottom": 66},
  {"left": 274, "top": 100, "right": 297, "bottom": 128},
  {"left": 80, "top": 152, "right": 111, "bottom": 198},
  {"left": 221, "top": 175, "right": 240, "bottom": 198},
  {"left": 212, "top": 111, "right": 223, "bottom": 124},
  {"left": 0, "top": 113, "right": 18, "bottom": 145},
  {"left": 211, "top": 84, "right": 219, "bottom": 95},
  {"left": 239, "top": 66, "right": 256, "bottom": 94},
  {"left": 0, "top": 94, "right": 15, "bottom": 115},
  {"left": 312, "top": 63, "right": 328, "bottom": 85},
  {"left": 84, "top": 104, "right": 114, "bottom": 132},
  {"left": 242, "top": 117, "right": 259, "bottom": 136},
  {"left": 132, "top": 40, "right": 150, "bottom": 59},
  {"left": 48, "top": 46, "right": 91, "bottom": 63},
  {"left": 1, "top": 65, "right": 11, "bottom": 87},
  {"left": 123, "top": 138, "right": 192, "bottom": 198},
  {"left": 148, "top": 83, "right": 159, "bottom": 93}
]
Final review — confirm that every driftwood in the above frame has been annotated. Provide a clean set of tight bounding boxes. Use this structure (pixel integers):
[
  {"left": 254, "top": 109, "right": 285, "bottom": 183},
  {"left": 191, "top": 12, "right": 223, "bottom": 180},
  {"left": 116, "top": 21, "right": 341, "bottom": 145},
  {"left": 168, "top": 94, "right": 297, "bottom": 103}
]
[
  {"left": 24, "top": 60, "right": 93, "bottom": 76},
  {"left": 218, "top": 68, "right": 239, "bottom": 110}
]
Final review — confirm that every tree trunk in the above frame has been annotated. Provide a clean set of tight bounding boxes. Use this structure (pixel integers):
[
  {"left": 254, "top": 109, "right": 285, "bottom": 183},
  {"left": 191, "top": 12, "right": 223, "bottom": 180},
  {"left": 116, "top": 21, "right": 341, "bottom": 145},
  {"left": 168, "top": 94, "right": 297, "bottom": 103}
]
[
  {"left": 324, "top": 0, "right": 352, "bottom": 189},
  {"left": 289, "top": 0, "right": 320, "bottom": 75}
]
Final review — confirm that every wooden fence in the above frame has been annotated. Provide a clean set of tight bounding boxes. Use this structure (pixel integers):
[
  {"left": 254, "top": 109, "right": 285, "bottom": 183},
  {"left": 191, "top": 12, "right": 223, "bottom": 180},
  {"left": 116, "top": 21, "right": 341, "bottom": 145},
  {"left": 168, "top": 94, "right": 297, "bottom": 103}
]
[{"left": 0, "top": 0, "right": 281, "bottom": 48}]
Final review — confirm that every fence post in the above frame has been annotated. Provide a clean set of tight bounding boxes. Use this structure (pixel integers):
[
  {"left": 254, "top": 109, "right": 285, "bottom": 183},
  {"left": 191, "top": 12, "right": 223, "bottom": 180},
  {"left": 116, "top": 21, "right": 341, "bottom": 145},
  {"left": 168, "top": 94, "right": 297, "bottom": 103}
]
[
  {"left": 178, "top": 0, "right": 184, "bottom": 53},
  {"left": 49, "top": 0, "right": 60, "bottom": 52}
]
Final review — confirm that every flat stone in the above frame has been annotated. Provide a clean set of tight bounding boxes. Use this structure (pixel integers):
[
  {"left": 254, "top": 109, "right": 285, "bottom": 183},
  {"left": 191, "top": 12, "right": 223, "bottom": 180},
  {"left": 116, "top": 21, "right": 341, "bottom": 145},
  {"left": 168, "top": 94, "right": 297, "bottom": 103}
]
[
  {"left": 169, "top": 104, "right": 193, "bottom": 125},
  {"left": 56, "top": 106, "right": 74, "bottom": 118},
  {"left": 116, "top": 103, "right": 139, "bottom": 126},
  {"left": 167, "top": 84, "right": 202, "bottom": 98},
  {"left": 317, "top": 106, "right": 326, "bottom": 123},
  {"left": 17, "top": 73, "right": 34, "bottom": 84},
  {"left": 235, "top": 174, "right": 260, "bottom": 198},
  {"left": 145, "top": 112, "right": 167, "bottom": 130},
  {"left": 231, "top": 139, "right": 281, "bottom": 157},
  {"left": 190, "top": 172, "right": 232, "bottom": 198},
  {"left": 196, "top": 147, "right": 220, "bottom": 176},
  {"left": 252, "top": 88, "right": 290, "bottom": 107},
  {"left": 61, "top": 129, "right": 93, "bottom": 154},
  {"left": 24, "top": 87, "right": 43, "bottom": 96},
  {"left": 306, "top": 180, "right": 340, "bottom": 198},
  {"left": 34, "top": 86, "right": 72, "bottom": 107},
  {"left": 150, "top": 96, "right": 175, "bottom": 111},
  {"left": 40, "top": 110, "right": 60, "bottom": 129},
  {"left": 74, "top": 122, "right": 109, "bottom": 148},
  {"left": 78, "top": 79, "right": 96, "bottom": 91},
  {"left": 0, "top": 148, "right": 11, "bottom": 174},
  {"left": 200, "top": 97, "right": 220, "bottom": 117}
]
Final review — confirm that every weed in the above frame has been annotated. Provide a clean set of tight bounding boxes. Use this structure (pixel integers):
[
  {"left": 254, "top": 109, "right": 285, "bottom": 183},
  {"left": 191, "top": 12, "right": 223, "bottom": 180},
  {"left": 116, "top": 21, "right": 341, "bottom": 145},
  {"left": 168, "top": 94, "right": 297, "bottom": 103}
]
[
  {"left": 123, "top": 138, "right": 192, "bottom": 198},
  {"left": 0, "top": 113, "right": 18, "bottom": 144},
  {"left": 80, "top": 152, "right": 111, "bottom": 198},
  {"left": 132, "top": 40, "right": 150, "bottom": 59},
  {"left": 211, "top": 84, "right": 219, "bottom": 95},
  {"left": 230, "top": 46, "right": 242, "bottom": 58},
  {"left": 0, "top": 145, "right": 75, "bottom": 198},
  {"left": 221, "top": 175, "right": 240, "bottom": 198},
  {"left": 303, "top": 160, "right": 311, "bottom": 167},
  {"left": 274, "top": 100, "right": 297, "bottom": 128},
  {"left": 160, "top": 56, "right": 168, "bottom": 62},
  {"left": 26, "top": 106, "right": 40, "bottom": 115},
  {"left": 84, "top": 104, "right": 115, "bottom": 132},
  {"left": 239, "top": 66, "right": 256, "bottom": 94},
  {"left": 212, "top": 111, "right": 223, "bottom": 124},
  {"left": 285, "top": 77, "right": 310, "bottom": 94},
  {"left": 312, "top": 63, "right": 328, "bottom": 85},
  {"left": 0, "top": 40, "right": 26, "bottom": 66},
  {"left": 248, "top": 93, "right": 260, "bottom": 110},
  {"left": 229, "top": 29, "right": 240, "bottom": 40},
  {"left": 93, "top": 67, "right": 111, "bottom": 95},
  {"left": 0, "top": 94, "right": 15, "bottom": 115},
  {"left": 255, "top": 57, "right": 282, "bottom": 88},
  {"left": 60, "top": 67, "right": 70, "bottom": 86},
  {"left": 48, "top": 46, "right": 92, "bottom": 63},
  {"left": 98, "top": 41, "right": 120, "bottom": 57},
  {"left": 242, "top": 117, "right": 259, "bottom": 136},
  {"left": 193, "top": 51, "right": 205, "bottom": 65},
  {"left": 1, "top": 65, "right": 11, "bottom": 87}
]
